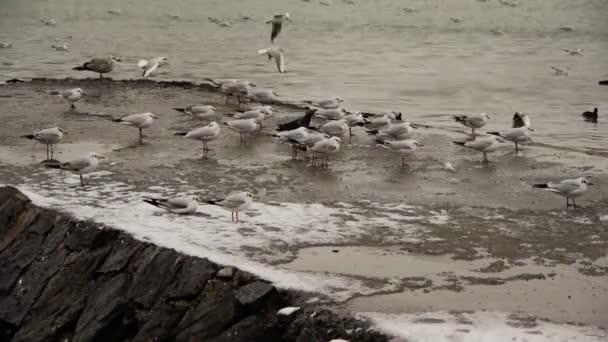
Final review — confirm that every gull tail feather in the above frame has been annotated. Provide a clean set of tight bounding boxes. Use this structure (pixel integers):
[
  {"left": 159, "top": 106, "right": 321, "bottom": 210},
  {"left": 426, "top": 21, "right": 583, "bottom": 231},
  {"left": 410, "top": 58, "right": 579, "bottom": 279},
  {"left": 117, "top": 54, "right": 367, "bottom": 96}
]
[
  {"left": 532, "top": 184, "right": 549, "bottom": 188},
  {"left": 452, "top": 141, "right": 466, "bottom": 146},
  {"left": 21, "top": 134, "right": 36, "bottom": 140},
  {"left": 73, "top": 65, "right": 85, "bottom": 71},
  {"left": 174, "top": 132, "right": 188, "bottom": 136}
]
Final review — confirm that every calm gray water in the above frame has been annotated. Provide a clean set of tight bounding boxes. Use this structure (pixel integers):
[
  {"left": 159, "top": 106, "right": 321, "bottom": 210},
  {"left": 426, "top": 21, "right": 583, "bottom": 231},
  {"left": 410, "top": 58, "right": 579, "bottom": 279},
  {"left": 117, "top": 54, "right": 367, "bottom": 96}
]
[{"left": 1, "top": 0, "right": 607, "bottom": 153}]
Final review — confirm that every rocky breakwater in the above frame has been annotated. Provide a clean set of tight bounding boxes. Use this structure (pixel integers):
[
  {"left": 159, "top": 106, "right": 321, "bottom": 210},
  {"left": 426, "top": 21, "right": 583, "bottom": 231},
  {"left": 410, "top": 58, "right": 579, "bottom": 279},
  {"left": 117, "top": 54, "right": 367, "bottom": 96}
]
[{"left": 0, "top": 186, "right": 390, "bottom": 342}]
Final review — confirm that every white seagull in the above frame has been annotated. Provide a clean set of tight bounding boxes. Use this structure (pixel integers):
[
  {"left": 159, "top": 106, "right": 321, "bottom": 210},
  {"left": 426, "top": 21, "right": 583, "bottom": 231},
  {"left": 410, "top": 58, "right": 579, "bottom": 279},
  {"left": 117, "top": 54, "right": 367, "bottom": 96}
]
[
  {"left": 512, "top": 112, "right": 531, "bottom": 128},
  {"left": 563, "top": 48, "right": 583, "bottom": 56},
  {"left": 364, "top": 112, "right": 398, "bottom": 131},
  {"left": 304, "top": 96, "right": 344, "bottom": 109},
  {"left": 274, "top": 126, "right": 310, "bottom": 159},
  {"left": 173, "top": 105, "right": 217, "bottom": 124},
  {"left": 343, "top": 112, "right": 365, "bottom": 137},
  {"left": 487, "top": 126, "right": 533, "bottom": 152},
  {"left": 205, "top": 191, "right": 254, "bottom": 222},
  {"left": 174, "top": 122, "right": 221, "bottom": 159},
  {"left": 321, "top": 119, "right": 348, "bottom": 137},
  {"left": 113, "top": 112, "right": 158, "bottom": 144},
  {"left": 51, "top": 88, "right": 84, "bottom": 110},
  {"left": 0, "top": 42, "right": 13, "bottom": 48},
  {"left": 51, "top": 43, "right": 69, "bottom": 51},
  {"left": 137, "top": 56, "right": 169, "bottom": 78},
  {"left": 451, "top": 112, "right": 490, "bottom": 136},
  {"left": 218, "top": 80, "right": 254, "bottom": 104},
  {"left": 73, "top": 56, "right": 121, "bottom": 79},
  {"left": 453, "top": 135, "right": 503, "bottom": 165},
  {"left": 374, "top": 121, "right": 414, "bottom": 141},
  {"left": 309, "top": 136, "right": 342, "bottom": 168},
  {"left": 224, "top": 118, "right": 259, "bottom": 143},
  {"left": 266, "top": 13, "right": 291, "bottom": 43},
  {"left": 248, "top": 89, "right": 279, "bottom": 103},
  {"left": 380, "top": 139, "right": 423, "bottom": 167},
  {"left": 50, "top": 152, "right": 105, "bottom": 186},
  {"left": 21, "top": 127, "right": 66, "bottom": 160},
  {"left": 315, "top": 108, "right": 345, "bottom": 121},
  {"left": 533, "top": 177, "right": 593, "bottom": 208},
  {"left": 258, "top": 47, "right": 286, "bottom": 73},
  {"left": 143, "top": 196, "right": 201, "bottom": 214}
]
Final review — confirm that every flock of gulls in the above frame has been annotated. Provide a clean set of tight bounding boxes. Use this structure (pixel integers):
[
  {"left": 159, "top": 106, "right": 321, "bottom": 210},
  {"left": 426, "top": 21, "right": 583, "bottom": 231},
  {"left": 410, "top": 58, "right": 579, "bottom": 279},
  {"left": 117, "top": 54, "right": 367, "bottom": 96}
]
[{"left": 13, "top": 6, "right": 600, "bottom": 217}]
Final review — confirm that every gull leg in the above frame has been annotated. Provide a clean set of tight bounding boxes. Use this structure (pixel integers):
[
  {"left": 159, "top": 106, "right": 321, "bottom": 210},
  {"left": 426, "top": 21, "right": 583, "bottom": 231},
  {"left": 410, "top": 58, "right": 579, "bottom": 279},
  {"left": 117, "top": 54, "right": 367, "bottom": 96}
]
[
  {"left": 231, "top": 212, "right": 234, "bottom": 222},
  {"left": 402, "top": 156, "right": 405, "bottom": 167},
  {"left": 139, "top": 128, "right": 143, "bottom": 144},
  {"left": 99, "top": 73, "right": 103, "bottom": 80},
  {"left": 566, "top": 197, "right": 570, "bottom": 208},
  {"left": 236, "top": 212, "right": 239, "bottom": 223},
  {"left": 515, "top": 142, "right": 519, "bottom": 153},
  {"left": 46, "top": 144, "right": 50, "bottom": 160},
  {"left": 50, "top": 144, "right": 54, "bottom": 159},
  {"left": 80, "top": 175, "right": 84, "bottom": 186},
  {"left": 572, "top": 198, "right": 577, "bottom": 208},
  {"left": 472, "top": 127, "right": 476, "bottom": 136}
]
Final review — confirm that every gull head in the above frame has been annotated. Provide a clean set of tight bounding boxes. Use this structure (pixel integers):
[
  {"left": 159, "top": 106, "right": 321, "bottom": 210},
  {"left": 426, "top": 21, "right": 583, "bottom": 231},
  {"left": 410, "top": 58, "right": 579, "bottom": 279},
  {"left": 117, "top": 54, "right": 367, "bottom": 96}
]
[
  {"left": 412, "top": 140, "right": 423, "bottom": 147},
  {"left": 330, "top": 137, "right": 343, "bottom": 144},
  {"left": 581, "top": 177, "right": 593, "bottom": 186},
  {"left": 74, "top": 88, "right": 84, "bottom": 96},
  {"left": 88, "top": 152, "right": 105, "bottom": 159},
  {"left": 284, "top": 12, "right": 291, "bottom": 21},
  {"left": 480, "top": 112, "right": 490, "bottom": 120},
  {"left": 57, "top": 127, "right": 67, "bottom": 134},
  {"left": 158, "top": 57, "right": 169, "bottom": 66},
  {"left": 245, "top": 191, "right": 254, "bottom": 199},
  {"left": 190, "top": 195, "right": 202, "bottom": 202},
  {"left": 335, "top": 96, "right": 344, "bottom": 102},
  {"left": 110, "top": 55, "right": 122, "bottom": 62},
  {"left": 208, "top": 122, "right": 219, "bottom": 128},
  {"left": 144, "top": 112, "right": 158, "bottom": 119}
]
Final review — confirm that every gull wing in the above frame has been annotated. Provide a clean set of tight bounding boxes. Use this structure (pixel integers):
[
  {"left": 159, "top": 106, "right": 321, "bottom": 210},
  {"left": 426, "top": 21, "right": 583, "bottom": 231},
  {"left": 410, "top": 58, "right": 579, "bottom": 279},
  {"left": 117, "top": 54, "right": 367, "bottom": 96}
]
[
  {"left": 275, "top": 51, "right": 285, "bottom": 73},
  {"left": 219, "top": 194, "right": 247, "bottom": 210},
  {"left": 137, "top": 59, "right": 149, "bottom": 68},
  {"left": 61, "top": 157, "right": 91, "bottom": 172},
  {"left": 271, "top": 22, "right": 282, "bottom": 42},
  {"left": 547, "top": 179, "right": 580, "bottom": 194}
]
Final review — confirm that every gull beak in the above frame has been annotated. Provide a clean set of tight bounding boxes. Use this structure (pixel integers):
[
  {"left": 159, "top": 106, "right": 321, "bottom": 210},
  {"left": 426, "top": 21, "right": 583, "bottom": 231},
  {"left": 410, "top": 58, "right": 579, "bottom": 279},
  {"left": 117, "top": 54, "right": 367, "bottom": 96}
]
[
  {"left": 99, "top": 156, "right": 106, "bottom": 159},
  {"left": 588, "top": 182, "right": 594, "bottom": 185}
]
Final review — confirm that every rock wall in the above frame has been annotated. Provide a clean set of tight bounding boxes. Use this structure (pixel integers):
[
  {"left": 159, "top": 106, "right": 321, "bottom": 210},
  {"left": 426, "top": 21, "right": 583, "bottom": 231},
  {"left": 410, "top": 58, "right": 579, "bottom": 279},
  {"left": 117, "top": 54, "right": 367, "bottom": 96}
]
[{"left": 0, "top": 186, "right": 390, "bottom": 342}]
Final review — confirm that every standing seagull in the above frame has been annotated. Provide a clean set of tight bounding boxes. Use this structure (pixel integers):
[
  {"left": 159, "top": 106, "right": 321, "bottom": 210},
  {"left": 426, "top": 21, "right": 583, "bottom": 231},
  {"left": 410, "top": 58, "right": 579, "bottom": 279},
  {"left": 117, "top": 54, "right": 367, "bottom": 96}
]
[
  {"left": 51, "top": 88, "right": 84, "bottom": 110},
  {"left": 266, "top": 13, "right": 291, "bottom": 43},
  {"left": 276, "top": 109, "right": 317, "bottom": 131},
  {"left": 173, "top": 105, "right": 217, "bottom": 124},
  {"left": 46, "top": 152, "right": 105, "bottom": 186},
  {"left": 487, "top": 126, "right": 533, "bottom": 152},
  {"left": 381, "top": 139, "right": 423, "bottom": 167},
  {"left": 533, "top": 177, "right": 592, "bottom": 208},
  {"left": 453, "top": 136, "right": 503, "bottom": 165},
  {"left": 143, "top": 196, "right": 201, "bottom": 214},
  {"left": 137, "top": 56, "right": 169, "bottom": 78},
  {"left": 452, "top": 113, "right": 490, "bottom": 136},
  {"left": 257, "top": 47, "right": 285, "bottom": 73},
  {"left": 309, "top": 136, "right": 342, "bottom": 168},
  {"left": 174, "top": 122, "right": 221, "bottom": 159},
  {"left": 224, "top": 118, "right": 259, "bottom": 143},
  {"left": 73, "top": 56, "right": 121, "bottom": 79},
  {"left": 112, "top": 112, "right": 158, "bottom": 144},
  {"left": 304, "top": 96, "right": 344, "bottom": 109},
  {"left": 21, "top": 127, "right": 65, "bottom": 160},
  {"left": 206, "top": 191, "right": 254, "bottom": 222}
]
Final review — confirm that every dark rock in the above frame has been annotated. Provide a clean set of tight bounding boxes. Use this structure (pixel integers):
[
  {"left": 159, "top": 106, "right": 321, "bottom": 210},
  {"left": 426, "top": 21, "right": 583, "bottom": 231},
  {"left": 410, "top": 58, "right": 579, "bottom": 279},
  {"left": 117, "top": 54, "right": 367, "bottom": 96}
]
[
  {"left": 0, "top": 186, "right": 32, "bottom": 238},
  {"left": 128, "top": 247, "right": 181, "bottom": 309},
  {"left": 210, "top": 315, "right": 278, "bottom": 342},
  {"left": 236, "top": 281, "right": 275, "bottom": 306},
  {"left": 232, "top": 269, "right": 256, "bottom": 287},
  {"left": 97, "top": 234, "right": 143, "bottom": 273},
  {"left": 165, "top": 257, "right": 216, "bottom": 300}
]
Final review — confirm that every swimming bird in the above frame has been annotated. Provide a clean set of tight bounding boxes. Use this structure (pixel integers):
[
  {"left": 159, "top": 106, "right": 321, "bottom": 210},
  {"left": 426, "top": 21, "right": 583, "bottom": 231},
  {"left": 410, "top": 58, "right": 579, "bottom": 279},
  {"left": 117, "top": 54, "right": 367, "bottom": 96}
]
[
  {"left": 266, "top": 13, "right": 291, "bottom": 43},
  {"left": 51, "top": 43, "right": 69, "bottom": 51},
  {"left": 315, "top": 108, "right": 345, "bottom": 121},
  {"left": 452, "top": 113, "right": 490, "bottom": 136},
  {"left": 563, "top": 48, "right": 583, "bottom": 56},
  {"left": 173, "top": 105, "right": 217, "bottom": 124},
  {"left": 224, "top": 118, "right": 259, "bottom": 143},
  {"left": 143, "top": 196, "right": 201, "bottom": 214},
  {"left": 453, "top": 136, "right": 503, "bottom": 165},
  {"left": 304, "top": 96, "right": 344, "bottom": 109},
  {"left": 138, "top": 56, "right": 169, "bottom": 78},
  {"left": 174, "top": 122, "right": 220, "bottom": 158},
  {"left": 73, "top": 56, "right": 121, "bottom": 79},
  {"left": 550, "top": 66, "right": 568, "bottom": 76},
  {"left": 309, "top": 137, "right": 342, "bottom": 168},
  {"left": 0, "top": 42, "right": 13, "bottom": 48},
  {"left": 276, "top": 109, "right": 317, "bottom": 131},
  {"left": 46, "top": 152, "right": 104, "bottom": 186},
  {"left": 512, "top": 112, "right": 531, "bottom": 128},
  {"left": 533, "top": 177, "right": 592, "bottom": 208},
  {"left": 107, "top": 9, "right": 122, "bottom": 15},
  {"left": 450, "top": 17, "right": 462, "bottom": 23},
  {"left": 380, "top": 139, "right": 423, "bottom": 167},
  {"left": 112, "top": 112, "right": 157, "bottom": 144},
  {"left": 320, "top": 119, "right": 348, "bottom": 137},
  {"left": 487, "top": 126, "right": 533, "bottom": 152},
  {"left": 21, "top": 127, "right": 65, "bottom": 160},
  {"left": 206, "top": 191, "right": 254, "bottom": 222},
  {"left": 582, "top": 107, "right": 598, "bottom": 123},
  {"left": 41, "top": 18, "right": 56, "bottom": 26},
  {"left": 51, "top": 88, "right": 84, "bottom": 110},
  {"left": 258, "top": 47, "right": 285, "bottom": 73}
]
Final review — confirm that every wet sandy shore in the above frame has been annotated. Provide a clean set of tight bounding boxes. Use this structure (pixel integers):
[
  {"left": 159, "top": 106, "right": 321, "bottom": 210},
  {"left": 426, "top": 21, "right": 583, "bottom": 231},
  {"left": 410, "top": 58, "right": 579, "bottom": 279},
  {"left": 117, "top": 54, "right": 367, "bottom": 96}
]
[{"left": 1, "top": 78, "right": 607, "bottom": 336}]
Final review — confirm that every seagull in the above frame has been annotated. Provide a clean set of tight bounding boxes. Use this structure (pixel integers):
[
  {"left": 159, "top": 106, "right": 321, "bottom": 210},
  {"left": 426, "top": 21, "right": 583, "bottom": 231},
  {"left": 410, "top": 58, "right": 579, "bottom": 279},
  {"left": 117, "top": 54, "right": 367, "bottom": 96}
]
[
  {"left": 320, "top": 0, "right": 332, "bottom": 5},
  {"left": 266, "top": 13, "right": 291, "bottom": 43},
  {"left": 315, "top": 108, "right": 345, "bottom": 121},
  {"left": 533, "top": 177, "right": 593, "bottom": 208},
  {"left": 220, "top": 80, "right": 255, "bottom": 104},
  {"left": 41, "top": 18, "right": 56, "bottom": 26},
  {"left": 550, "top": 66, "right": 568, "bottom": 76},
  {"left": 107, "top": 9, "right": 122, "bottom": 15},
  {"left": 452, "top": 135, "right": 503, "bottom": 165},
  {"left": 143, "top": 196, "right": 201, "bottom": 214},
  {"left": 51, "top": 43, "right": 69, "bottom": 51},
  {"left": 450, "top": 17, "right": 462, "bottom": 23},
  {"left": 73, "top": 56, "right": 121, "bottom": 79},
  {"left": 343, "top": 112, "right": 365, "bottom": 137},
  {"left": 258, "top": 47, "right": 285, "bottom": 73},
  {"left": 364, "top": 112, "right": 399, "bottom": 131},
  {"left": 451, "top": 113, "right": 490, "bottom": 136},
  {"left": 50, "top": 88, "right": 84, "bottom": 110},
  {"left": 46, "top": 152, "right": 105, "bottom": 186},
  {"left": 238, "top": 104, "right": 273, "bottom": 114},
  {"left": 371, "top": 122, "right": 415, "bottom": 141},
  {"left": 174, "top": 122, "right": 221, "bottom": 158},
  {"left": 173, "top": 105, "right": 217, "bottom": 124},
  {"left": 304, "top": 96, "right": 344, "bottom": 109},
  {"left": 320, "top": 119, "right": 348, "bottom": 137},
  {"left": 234, "top": 108, "right": 272, "bottom": 130},
  {"left": 112, "top": 112, "right": 158, "bottom": 144},
  {"left": 224, "top": 118, "right": 259, "bottom": 143},
  {"left": 563, "top": 48, "right": 583, "bottom": 56},
  {"left": 309, "top": 137, "right": 342, "bottom": 168},
  {"left": 487, "top": 126, "right": 533, "bottom": 152},
  {"left": 276, "top": 109, "right": 317, "bottom": 131},
  {"left": 248, "top": 89, "right": 279, "bottom": 103},
  {"left": 138, "top": 56, "right": 169, "bottom": 78},
  {"left": 512, "top": 112, "right": 531, "bottom": 128},
  {"left": 274, "top": 126, "right": 311, "bottom": 160},
  {"left": 380, "top": 139, "right": 423, "bottom": 167},
  {"left": 0, "top": 42, "right": 13, "bottom": 48},
  {"left": 205, "top": 191, "right": 254, "bottom": 222},
  {"left": 559, "top": 26, "right": 575, "bottom": 32},
  {"left": 21, "top": 127, "right": 65, "bottom": 160},
  {"left": 582, "top": 107, "right": 598, "bottom": 123}
]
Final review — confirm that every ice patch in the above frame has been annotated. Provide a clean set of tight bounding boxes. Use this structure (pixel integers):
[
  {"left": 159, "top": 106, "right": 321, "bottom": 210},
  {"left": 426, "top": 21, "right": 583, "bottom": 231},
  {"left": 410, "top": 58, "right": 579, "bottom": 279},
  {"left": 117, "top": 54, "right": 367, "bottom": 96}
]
[{"left": 362, "top": 311, "right": 608, "bottom": 342}]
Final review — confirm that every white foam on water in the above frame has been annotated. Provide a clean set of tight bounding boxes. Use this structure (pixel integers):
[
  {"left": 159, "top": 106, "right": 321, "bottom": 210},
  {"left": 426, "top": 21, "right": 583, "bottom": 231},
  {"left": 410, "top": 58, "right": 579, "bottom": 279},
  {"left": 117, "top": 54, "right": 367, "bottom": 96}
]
[{"left": 362, "top": 311, "right": 608, "bottom": 342}]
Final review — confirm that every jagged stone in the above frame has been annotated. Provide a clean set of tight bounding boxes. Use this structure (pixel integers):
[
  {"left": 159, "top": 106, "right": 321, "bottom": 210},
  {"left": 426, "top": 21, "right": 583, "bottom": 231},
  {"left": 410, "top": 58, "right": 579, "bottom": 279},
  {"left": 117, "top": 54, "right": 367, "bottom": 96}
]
[
  {"left": 164, "top": 256, "right": 216, "bottom": 300},
  {"left": 97, "top": 234, "right": 143, "bottom": 274},
  {"left": 235, "top": 281, "right": 275, "bottom": 306},
  {"left": 128, "top": 247, "right": 182, "bottom": 309}
]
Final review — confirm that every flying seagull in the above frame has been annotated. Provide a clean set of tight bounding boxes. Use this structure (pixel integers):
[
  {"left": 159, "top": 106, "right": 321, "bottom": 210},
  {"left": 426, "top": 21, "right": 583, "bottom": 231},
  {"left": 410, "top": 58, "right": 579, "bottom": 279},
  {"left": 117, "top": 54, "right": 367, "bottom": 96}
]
[
  {"left": 137, "top": 56, "right": 169, "bottom": 78},
  {"left": 266, "top": 13, "right": 291, "bottom": 43},
  {"left": 258, "top": 47, "right": 285, "bottom": 73}
]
